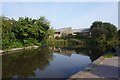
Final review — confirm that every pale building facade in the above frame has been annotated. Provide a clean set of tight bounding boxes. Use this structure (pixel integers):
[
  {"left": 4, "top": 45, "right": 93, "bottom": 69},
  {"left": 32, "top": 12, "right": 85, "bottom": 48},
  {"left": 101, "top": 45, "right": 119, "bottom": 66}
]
[{"left": 54, "top": 27, "right": 90, "bottom": 39}]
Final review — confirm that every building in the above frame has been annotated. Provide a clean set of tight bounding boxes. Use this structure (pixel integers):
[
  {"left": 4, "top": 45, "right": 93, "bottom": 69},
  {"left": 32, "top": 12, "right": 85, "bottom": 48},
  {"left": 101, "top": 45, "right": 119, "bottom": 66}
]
[
  {"left": 72, "top": 28, "right": 90, "bottom": 36},
  {"left": 54, "top": 27, "right": 73, "bottom": 38},
  {"left": 54, "top": 27, "right": 90, "bottom": 39}
]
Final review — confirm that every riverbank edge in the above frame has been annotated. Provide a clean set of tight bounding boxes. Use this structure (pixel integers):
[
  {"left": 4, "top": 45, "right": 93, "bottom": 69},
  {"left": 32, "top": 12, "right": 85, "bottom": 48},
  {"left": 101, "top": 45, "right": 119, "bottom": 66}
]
[
  {"left": 68, "top": 47, "right": 120, "bottom": 79},
  {"left": 0, "top": 46, "right": 39, "bottom": 55},
  {"left": 68, "top": 55, "right": 106, "bottom": 79}
]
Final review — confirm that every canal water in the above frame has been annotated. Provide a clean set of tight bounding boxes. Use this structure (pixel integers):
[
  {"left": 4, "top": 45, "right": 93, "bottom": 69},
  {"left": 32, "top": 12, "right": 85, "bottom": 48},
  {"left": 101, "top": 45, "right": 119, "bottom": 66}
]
[{"left": 2, "top": 47, "right": 105, "bottom": 78}]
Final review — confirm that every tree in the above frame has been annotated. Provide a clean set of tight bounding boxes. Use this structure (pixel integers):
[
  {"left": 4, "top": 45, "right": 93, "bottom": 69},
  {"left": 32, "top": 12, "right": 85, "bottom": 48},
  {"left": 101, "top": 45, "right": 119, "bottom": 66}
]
[
  {"left": 2, "top": 16, "right": 17, "bottom": 49},
  {"left": 91, "top": 28, "right": 107, "bottom": 45},
  {"left": 102, "top": 23, "right": 117, "bottom": 41},
  {"left": 2, "top": 16, "right": 51, "bottom": 49},
  {"left": 90, "top": 21, "right": 103, "bottom": 29},
  {"left": 90, "top": 21, "right": 117, "bottom": 46},
  {"left": 12, "top": 16, "right": 50, "bottom": 45}
]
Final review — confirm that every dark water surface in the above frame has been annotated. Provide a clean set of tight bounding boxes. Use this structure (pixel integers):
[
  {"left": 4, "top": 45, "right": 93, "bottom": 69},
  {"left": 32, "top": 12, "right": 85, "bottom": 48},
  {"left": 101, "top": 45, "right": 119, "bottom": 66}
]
[{"left": 2, "top": 47, "right": 105, "bottom": 78}]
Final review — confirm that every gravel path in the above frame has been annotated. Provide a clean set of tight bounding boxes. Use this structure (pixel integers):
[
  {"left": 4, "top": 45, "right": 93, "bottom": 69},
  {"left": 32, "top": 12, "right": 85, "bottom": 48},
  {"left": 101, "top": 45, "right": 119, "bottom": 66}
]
[{"left": 69, "top": 56, "right": 119, "bottom": 79}]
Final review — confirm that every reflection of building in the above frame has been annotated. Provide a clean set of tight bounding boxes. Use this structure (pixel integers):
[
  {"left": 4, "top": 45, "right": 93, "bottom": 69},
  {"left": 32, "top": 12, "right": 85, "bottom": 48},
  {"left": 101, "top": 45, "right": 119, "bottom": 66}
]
[
  {"left": 62, "top": 50, "right": 75, "bottom": 56},
  {"left": 52, "top": 47, "right": 62, "bottom": 53},
  {"left": 53, "top": 47, "right": 75, "bottom": 57},
  {"left": 54, "top": 27, "right": 90, "bottom": 39}
]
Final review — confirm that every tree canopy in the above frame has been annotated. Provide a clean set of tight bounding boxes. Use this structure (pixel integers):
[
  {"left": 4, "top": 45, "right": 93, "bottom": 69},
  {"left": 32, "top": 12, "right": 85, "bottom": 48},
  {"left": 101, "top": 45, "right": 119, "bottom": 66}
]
[
  {"left": 90, "top": 21, "right": 118, "bottom": 47},
  {"left": 2, "top": 16, "right": 51, "bottom": 49}
]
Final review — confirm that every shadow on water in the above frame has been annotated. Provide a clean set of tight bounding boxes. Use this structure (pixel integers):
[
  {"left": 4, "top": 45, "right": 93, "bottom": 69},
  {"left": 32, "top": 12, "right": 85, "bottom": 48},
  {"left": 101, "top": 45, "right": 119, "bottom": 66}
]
[{"left": 2, "top": 46, "right": 107, "bottom": 79}]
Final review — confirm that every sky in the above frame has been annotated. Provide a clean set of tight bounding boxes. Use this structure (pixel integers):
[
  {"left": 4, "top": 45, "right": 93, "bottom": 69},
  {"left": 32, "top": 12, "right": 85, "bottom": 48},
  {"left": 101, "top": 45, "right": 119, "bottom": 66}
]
[
  {"left": 1, "top": 0, "right": 120, "bottom": 2},
  {"left": 1, "top": 2, "right": 118, "bottom": 29}
]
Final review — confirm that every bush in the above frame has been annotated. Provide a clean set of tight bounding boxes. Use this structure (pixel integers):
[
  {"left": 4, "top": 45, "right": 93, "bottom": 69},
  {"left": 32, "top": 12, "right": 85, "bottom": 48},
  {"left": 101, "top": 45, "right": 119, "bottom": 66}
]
[
  {"left": 11, "top": 41, "right": 23, "bottom": 48},
  {"left": 67, "top": 39, "right": 82, "bottom": 46},
  {"left": 42, "top": 39, "right": 67, "bottom": 47},
  {"left": 86, "top": 39, "right": 98, "bottom": 46}
]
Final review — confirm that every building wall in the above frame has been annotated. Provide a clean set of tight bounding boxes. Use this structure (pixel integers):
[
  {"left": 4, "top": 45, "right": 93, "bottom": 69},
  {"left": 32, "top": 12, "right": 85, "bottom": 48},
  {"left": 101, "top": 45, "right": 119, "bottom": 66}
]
[
  {"left": 54, "top": 32, "right": 61, "bottom": 38},
  {"left": 54, "top": 28, "right": 90, "bottom": 39},
  {"left": 54, "top": 28, "right": 73, "bottom": 38}
]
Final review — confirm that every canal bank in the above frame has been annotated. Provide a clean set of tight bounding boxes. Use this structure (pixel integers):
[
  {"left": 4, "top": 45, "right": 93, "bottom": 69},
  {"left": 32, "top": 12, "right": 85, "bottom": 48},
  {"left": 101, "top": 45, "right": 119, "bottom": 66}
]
[
  {"left": 68, "top": 52, "right": 119, "bottom": 79},
  {"left": 0, "top": 46, "right": 39, "bottom": 55},
  {"left": 67, "top": 47, "right": 120, "bottom": 80}
]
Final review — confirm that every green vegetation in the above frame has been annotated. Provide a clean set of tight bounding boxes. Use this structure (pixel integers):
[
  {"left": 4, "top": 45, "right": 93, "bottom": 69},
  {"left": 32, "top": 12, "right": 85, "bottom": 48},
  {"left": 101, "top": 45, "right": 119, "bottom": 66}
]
[
  {"left": 49, "top": 21, "right": 119, "bottom": 51},
  {"left": 43, "top": 39, "right": 67, "bottom": 47},
  {"left": 103, "top": 53, "right": 116, "bottom": 58},
  {"left": 45, "top": 23, "right": 119, "bottom": 49},
  {"left": 90, "top": 21, "right": 118, "bottom": 48},
  {"left": 1, "top": 16, "right": 53, "bottom": 50},
  {"left": 1, "top": 15, "right": 119, "bottom": 51}
]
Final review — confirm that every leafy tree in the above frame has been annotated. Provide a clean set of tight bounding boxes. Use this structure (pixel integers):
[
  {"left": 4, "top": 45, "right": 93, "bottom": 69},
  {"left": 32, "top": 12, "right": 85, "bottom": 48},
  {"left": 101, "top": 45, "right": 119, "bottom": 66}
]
[
  {"left": 102, "top": 23, "right": 117, "bottom": 40},
  {"left": 2, "top": 16, "right": 17, "bottom": 49},
  {"left": 91, "top": 28, "right": 107, "bottom": 39},
  {"left": 90, "top": 21, "right": 103, "bottom": 29},
  {"left": 2, "top": 16, "right": 51, "bottom": 49},
  {"left": 90, "top": 21, "right": 117, "bottom": 46},
  {"left": 91, "top": 28, "right": 107, "bottom": 45},
  {"left": 12, "top": 16, "right": 50, "bottom": 46}
]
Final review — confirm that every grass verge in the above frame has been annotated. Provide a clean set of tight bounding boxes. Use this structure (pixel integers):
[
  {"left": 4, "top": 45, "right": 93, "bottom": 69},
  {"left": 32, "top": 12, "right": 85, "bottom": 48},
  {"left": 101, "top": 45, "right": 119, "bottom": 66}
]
[{"left": 103, "top": 52, "right": 116, "bottom": 58}]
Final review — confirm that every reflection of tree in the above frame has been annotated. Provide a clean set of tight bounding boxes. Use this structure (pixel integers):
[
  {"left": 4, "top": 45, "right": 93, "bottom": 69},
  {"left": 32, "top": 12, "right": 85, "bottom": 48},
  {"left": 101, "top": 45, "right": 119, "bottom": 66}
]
[
  {"left": 87, "top": 47, "right": 105, "bottom": 61},
  {"left": 60, "top": 46, "right": 106, "bottom": 61},
  {"left": 2, "top": 47, "right": 53, "bottom": 78}
]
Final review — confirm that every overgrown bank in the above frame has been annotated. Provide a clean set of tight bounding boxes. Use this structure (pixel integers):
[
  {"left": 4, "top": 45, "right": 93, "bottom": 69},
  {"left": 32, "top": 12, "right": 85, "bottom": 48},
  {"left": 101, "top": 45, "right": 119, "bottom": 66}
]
[
  {"left": 1, "top": 16, "right": 120, "bottom": 51},
  {"left": 1, "top": 16, "right": 53, "bottom": 50}
]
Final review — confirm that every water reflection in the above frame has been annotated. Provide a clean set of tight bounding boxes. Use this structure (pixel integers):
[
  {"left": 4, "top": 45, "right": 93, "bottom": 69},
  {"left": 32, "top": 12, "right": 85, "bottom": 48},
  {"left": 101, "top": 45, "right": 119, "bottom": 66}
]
[
  {"left": 2, "top": 47, "right": 53, "bottom": 78},
  {"left": 2, "top": 46, "right": 105, "bottom": 78},
  {"left": 53, "top": 47, "right": 105, "bottom": 61}
]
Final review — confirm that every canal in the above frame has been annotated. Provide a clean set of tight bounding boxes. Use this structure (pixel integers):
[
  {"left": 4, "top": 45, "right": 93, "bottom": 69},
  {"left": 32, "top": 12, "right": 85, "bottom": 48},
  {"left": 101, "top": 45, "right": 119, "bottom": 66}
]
[{"left": 2, "top": 46, "right": 105, "bottom": 78}]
